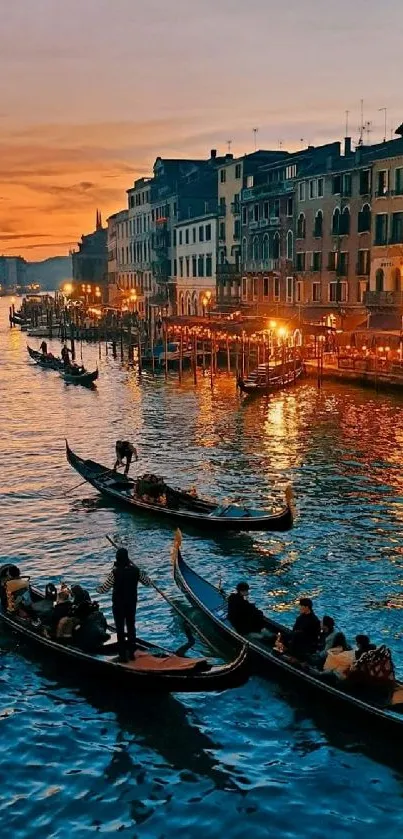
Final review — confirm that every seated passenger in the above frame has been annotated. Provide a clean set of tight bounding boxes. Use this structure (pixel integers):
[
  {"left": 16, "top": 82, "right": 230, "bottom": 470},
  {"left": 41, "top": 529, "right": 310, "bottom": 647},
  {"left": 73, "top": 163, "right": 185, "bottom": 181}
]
[
  {"left": 287, "top": 598, "right": 321, "bottom": 658},
  {"left": 228, "top": 582, "right": 273, "bottom": 641},
  {"left": 74, "top": 604, "right": 110, "bottom": 652},
  {"left": 354, "top": 634, "right": 376, "bottom": 661},
  {"left": 348, "top": 642, "right": 395, "bottom": 687},
  {"left": 319, "top": 616, "right": 337, "bottom": 653},
  {"left": 31, "top": 583, "right": 57, "bottom": 620},
  {"left": 4, "top": 567, "right": 30, "bottom": 613},
  {"left": 51, "top": 588, "right": 72, "bottom": 634},
  {"left": 71, "top": 585, "right": 91, "bottom": 607},
  {"left": 323, "top": 633, "right": 354, "bottom": 679}
]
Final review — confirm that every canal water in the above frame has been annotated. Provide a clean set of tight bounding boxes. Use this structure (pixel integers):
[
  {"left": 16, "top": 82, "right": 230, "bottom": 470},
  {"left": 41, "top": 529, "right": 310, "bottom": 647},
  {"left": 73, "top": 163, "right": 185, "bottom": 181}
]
[{"left": 1, "top": 296, "right": 403, "bottom": 837}]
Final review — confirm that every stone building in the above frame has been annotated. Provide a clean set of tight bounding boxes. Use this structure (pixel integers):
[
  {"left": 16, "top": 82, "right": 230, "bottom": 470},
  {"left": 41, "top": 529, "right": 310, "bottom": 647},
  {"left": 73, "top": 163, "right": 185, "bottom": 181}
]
[
  {"left": 0, "top": 256, "right": 27, "bottom": 292},
  {"left": 127, "top": 177, "right": 153, "bottom": 320},
  {"left": 174, "top": 211, "right": 217, "bottom": 315},
  {"left": 72, "top": 211, "right": 108, "bottom": 303}
]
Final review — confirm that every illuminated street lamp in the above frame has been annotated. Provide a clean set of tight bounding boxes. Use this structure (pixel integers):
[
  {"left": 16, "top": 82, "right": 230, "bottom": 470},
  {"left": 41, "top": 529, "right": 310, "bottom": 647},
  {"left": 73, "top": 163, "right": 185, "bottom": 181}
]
[
  {"left": 95, "top": 286, "right": 101, "bottom": 300},
  {"left": 63, "top": 282, "right": 73, "bottom": 296}
]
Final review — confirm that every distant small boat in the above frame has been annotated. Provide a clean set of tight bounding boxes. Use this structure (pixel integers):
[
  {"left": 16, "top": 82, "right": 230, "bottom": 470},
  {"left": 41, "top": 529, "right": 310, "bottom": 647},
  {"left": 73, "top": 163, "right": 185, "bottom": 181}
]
[
  {"left": 142, "top": 341, "right": 192, "bottom": 368},
  {"left": 61, "top": 368, "right": 98, "bottom": 387},
  {"left": 238, "top": 359, "right": 304, "bottom": 395},
  {"left": 27, "top": 324, "right": 60, "bottom": 338}
]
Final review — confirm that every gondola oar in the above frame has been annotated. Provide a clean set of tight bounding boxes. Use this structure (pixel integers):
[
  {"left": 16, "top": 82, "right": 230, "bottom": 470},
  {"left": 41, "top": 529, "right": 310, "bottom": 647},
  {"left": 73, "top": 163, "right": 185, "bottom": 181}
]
[
  {"left": 64, "top": 468, "right": 134, "bottom": 496},
  {"left": 105, "top": 534, "right": 223, "bottom": 656}
]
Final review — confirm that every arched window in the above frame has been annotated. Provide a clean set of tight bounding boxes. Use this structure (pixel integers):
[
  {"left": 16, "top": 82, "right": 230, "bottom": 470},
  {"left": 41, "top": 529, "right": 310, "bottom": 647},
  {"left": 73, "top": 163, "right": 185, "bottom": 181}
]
[
  {"left": 272, "top": 232, "right": 280, "bottom": 260},
  {"left": 262, "top": 234, "right": 269, "bottom": 261},
  {"left": 219, "top": 248, "right": 226, "bottom": 265},
  {"left": 192, "top": 293, "right": 198, "bottom": 316},
  {"left": 314, "top": 210, "right": 323, "bottom": 238},
  {"left": 297, "top": 213, "right": 306, "bottom": 239},
  {"left": 375, "top": 268, "right": 384, "bottom": 292},
  {"left": 241, "top": 237, "right": 247, "bottom": 263},
  {"left": 332, "top": 208, "right": 340, "bottom": 235},
  {"left": 180, "top": 294, "right": 185, "bottom": 316},
  {"left": 358, "top": 203, "right": 371, "bottom": 233},
  {"left": 252, "top": 236, "right": 259, "bottom": 261},
  {"left": 186, "top": 293, "right": 192, "bottom": 315},
  {"left": 340, "top": 206, "right": 350, "bottom": 235},
  {"left": 286, "top": 230, "right": 293, "bottom": 260},
  {"left": 394, "top": 267, "right": 402, "bottom": 292}
]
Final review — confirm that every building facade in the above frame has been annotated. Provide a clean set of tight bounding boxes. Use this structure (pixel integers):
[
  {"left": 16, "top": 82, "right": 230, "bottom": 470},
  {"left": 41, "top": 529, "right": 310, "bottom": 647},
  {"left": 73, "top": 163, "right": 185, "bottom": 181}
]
[
  {"left": 0, "top": 256, "right": 27, "bottom": 292},
  {"left": 72, "top": 211, "right": 108, "bottom": 303},
  {"left": 174, "top": 212, "right": 217, "bottom": 315},
  {"left": 127, "top": 177, "right": 153, "bottom": 320}
]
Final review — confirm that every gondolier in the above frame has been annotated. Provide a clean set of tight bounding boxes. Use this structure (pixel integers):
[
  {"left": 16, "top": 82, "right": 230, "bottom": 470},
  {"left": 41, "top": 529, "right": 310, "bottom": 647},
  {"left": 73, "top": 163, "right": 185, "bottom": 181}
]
[
  {"left": 114, "top": 440, "right": 138, "bottom": 476},
  {"left": 97, "top": 547, "right": 150, "bottom": 662}
]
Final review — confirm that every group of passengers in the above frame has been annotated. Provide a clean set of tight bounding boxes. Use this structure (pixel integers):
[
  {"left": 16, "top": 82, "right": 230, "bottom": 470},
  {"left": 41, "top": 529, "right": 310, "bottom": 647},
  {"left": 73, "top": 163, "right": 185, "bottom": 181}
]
[
  {"left": 39, "top": 341, "right": 85, "bottom": 376},
  {"left": 227, "top": 582, "right": 395, "bottom": 686},
  {"left": 0, "top": 565, "right": 109, "bottom": 652}
]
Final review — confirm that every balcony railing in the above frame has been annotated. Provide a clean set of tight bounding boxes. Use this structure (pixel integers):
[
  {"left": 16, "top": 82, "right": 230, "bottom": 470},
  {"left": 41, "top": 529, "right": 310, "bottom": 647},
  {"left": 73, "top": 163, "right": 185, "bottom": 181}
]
[
  {"left": 217, "top": 264, "right": 241, "bottom": 277},
  {"left": 364, "top": 290, "right": 403, "bottom": 307},
  {"left": 242, "top": 179, "right": 295, "bottom": 202},
  {"left": 231, "top": 201, "right": 240, "bottom": 215}
]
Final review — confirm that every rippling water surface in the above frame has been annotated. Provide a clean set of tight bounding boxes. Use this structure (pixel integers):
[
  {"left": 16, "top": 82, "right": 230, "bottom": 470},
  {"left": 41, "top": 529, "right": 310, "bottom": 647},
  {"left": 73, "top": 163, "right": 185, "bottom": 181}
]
[{"left": 2, "top": 297, "right": 403, "bottom": 837}]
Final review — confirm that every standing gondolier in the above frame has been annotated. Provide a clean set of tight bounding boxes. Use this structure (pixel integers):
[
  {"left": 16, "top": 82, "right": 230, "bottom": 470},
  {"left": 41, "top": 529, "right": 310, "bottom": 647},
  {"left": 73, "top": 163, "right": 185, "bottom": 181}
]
[
  {"left": 114, "top": 440, "right": 138, "bottom": 476},
  {"left": 97, "top": 547, "right": 150, "bottom": 662}
]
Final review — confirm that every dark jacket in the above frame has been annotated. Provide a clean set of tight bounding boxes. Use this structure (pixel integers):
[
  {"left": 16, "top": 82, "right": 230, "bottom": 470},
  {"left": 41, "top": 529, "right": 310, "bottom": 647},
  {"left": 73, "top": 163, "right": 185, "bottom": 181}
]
[
  {"left": 292, "top": 611, "right": 321, "bottom": 652},
  {"left": 98, "top": 561, "right": 149, "bottom": 609},
  {"left": 227, "top": 592, "right": 265, "bottom": 634}
]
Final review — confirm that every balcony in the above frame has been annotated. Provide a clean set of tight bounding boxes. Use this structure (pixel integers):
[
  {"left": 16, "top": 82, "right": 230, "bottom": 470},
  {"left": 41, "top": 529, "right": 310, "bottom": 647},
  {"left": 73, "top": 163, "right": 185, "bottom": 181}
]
[
  {"left": 249, "top": 220, "right": 259, "bottom": 231},
  {"left": 218, "top": 205, "right": 226, "bottom": 217},
  {"left": 217, "top": 264, "right": 241, "bottom": 277},
  {"left": 242, "top": 179, "right": 295, "bottom": 202},
  {"left": 365, "top": 290, "right": 403, "bottom": 307},
  {"left": 244, "top": 259, "right": 279, "bottom": 273},
  {"left": 375, "top": 189, "right": 389, "bottom": 198},
  {"left": 231, "top": 201, "right": 240, "bottom": 215}
]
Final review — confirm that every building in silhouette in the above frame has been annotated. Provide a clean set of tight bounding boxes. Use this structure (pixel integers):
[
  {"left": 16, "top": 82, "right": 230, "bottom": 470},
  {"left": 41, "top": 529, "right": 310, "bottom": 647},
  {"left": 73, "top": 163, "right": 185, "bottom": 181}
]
[{"left": 71, "top": 211, "right": 108, "bottom": 303}]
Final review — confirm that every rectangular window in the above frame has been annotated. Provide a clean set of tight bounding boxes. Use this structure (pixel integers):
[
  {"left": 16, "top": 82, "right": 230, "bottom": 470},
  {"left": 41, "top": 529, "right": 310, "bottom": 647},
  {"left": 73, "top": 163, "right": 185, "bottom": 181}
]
[
  {"left": 263, "top": 201, "right": 269, "bottom": 219},
  {"left": 192, "top": 256, "right": 197, "bottom": 277},
  {"left": 199, "top": 226, "right": 204, "bottom": 242},
  {"left": 286, "top": 163, "right": 297, "bottom": 180},
  {"left": 263, "top": 277, "right": 269, "bottom": 297},
  {"left": 274, "top": 277, "right": 280, "bottom": 301},
  {"left": 317, "top": 178, "right": 324, "bottom": 198},
  {"left": 286, "top": 276, "right": 294, "bottom": 302},
  {"left": 338, "top": 252, "right": 349, "bottom": 276},
  {"left": 375, "top": 213, "right": 388, "bottom": 245},
  {"left": 253, "top": 277, "right": 258, "bottom": 299},
  {"left": 358, "top": 206, "right": 371, "bottom": 233},
  {"left": 312, "top": 282, "right": 321, "bottom": 302},
  {"left": 185, "top": 256, "right": 190, "bottom": 277},
  {"left": 286, "top": 197, "right": 293, "bottom": 217},
  {"left": 312, "top": 251, "right": 322, "bottom": 271},
  {"left": 242, "top": 277, "right": 247, "bottom": 298},
  {"left": 205, "top": 223, "right": 212, "bottom": 241},
  {"left": 309, "top": 180, "right": 316, "bottom": 199},
  {"left": 173, "top": 229, "right": 177, "bottom": 246},
  {"left": 298, "top": 182, "right": 305, "bottom": 201},
  {"left": 391, "top": 212, "right": 403, "bottom": 243},
  {"left": 234, "top": 219, "right": 241, "bottom": 239},
  {"left": 235, "top": 163, "right": 242, "bottom": 179},
  {"left": 328, "top": 251, "right": 337, "bottom": 271},
  {"left": 357, "top": 249, "right": 370, "bottom": 275},
  {"left": 179, "top": 257, "right": 184, "bottom": 277},
  {"left": 206, "top": 254, "right": 212, "bottom": 277},
  {"left": 179, "top": 230, "right": 183, "bottom": 245},
  {"left": 343, "top": 173, "right": 352, "bottom": 196},
  {"left": 295, "top": 281, "right": 303, "bottom": 303},
  {"left": 192, "top": 228, "right": 196, "bottom": 244},
  {"left": 219, "top": 222, "right": 226, "bottom": 241},
  {"left": 185, "top": 229, "right": 189, "bottom": 244},
  {"left": 242, "top": 207, "right": 247, "bottom": 225},
  {"left": 198, "top": 255, "right": 204, "bottom": 277},
  {"left": 329, "top": 282, "right": 347, "bottom": 303},
  {"left": 220, "top": 169, "right": 226, "bottom": 183},
  {"left": 377, "top": 170, "right": 388, "bottom": 196},
  {"left": 395, "top": 168, "right": 403, "bottom": 195},
  {"left": 273, "top": 199, "right": 280, "bottom": 218},
  {"left": 246, "top": 175, "right": 254, "bottom": 188},
  {"left": 329, "top": 282, "right": 338, "bottom": 302},
  {"left": 254, "top": 204, "right": 259, "bottom": 222},
  {"left": 332, "top": 175, "right": 341, "bottom": 195},
  {"left": 359, "top": 170, "right": 370, "bottom": 195},
  {"left": 296, "top": 252, "right": 306, "bottom": 271}
]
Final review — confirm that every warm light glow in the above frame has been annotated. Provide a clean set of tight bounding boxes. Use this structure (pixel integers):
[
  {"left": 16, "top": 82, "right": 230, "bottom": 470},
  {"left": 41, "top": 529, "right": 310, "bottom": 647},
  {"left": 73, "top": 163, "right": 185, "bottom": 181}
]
[
  {"left": 202, "top": 295, "right": 208, "bottom": 307},
  {"left": 346, "top": 344, "right": 350, "bottom": 350},
  {"left": 278, "top": 327, "right": 287, "bottom": 338},
  {"left": 385, "top": 346, "right": 390, "bottom": 352},
  {"left": 11, "top": 296, "right": 15, "bottom": 303},
  {"left": 81, "top": 284, "right": 85, "bottom": 292},
  {"left": 269, "top": 320, "right": 277, "bottom": 329},
  {"left": 86, "top": 284, "right": 91, "bottom": 293},
  {"left": 95, "top": 289, "right": 101, "bottom": 298},
  {"left": 362, "top": 345, "right": 367, "bottom": 351},
  {"left": 378, "top": 346, "right": 384, "bottom": 353},
  {"left": 205, "top": 290, "right": 212, "bottom": 300},
  {"left": 63, "top": 282, "right": 73, "bottom": 295}
]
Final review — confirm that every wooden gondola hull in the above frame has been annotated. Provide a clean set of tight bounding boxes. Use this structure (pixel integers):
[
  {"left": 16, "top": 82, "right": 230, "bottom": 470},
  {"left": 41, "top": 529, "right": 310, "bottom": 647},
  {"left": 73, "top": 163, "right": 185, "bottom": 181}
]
[
  {"left": 61, "top": 368, "right": 99, "bottom": 386},
  {"left": 239, "top": 364, "right": 304, "bottom": 395},
  {"left": 0, "top": 600, "right": 249, "bottom": 694},
  {"left": 173, "top": 550, "right": 403, "bottom": 734},
  {"left": 27, "top": 345, "right": 64, "bottom": 370},
  {"left": 65, "top": 442, "right": 293, "bottom": 532}
]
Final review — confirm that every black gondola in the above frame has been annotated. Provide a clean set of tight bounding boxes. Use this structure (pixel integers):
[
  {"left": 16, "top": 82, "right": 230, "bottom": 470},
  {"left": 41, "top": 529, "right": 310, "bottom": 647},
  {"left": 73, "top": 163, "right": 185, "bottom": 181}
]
[
  {"left": 172, "top": 542, "right": 403, "bottom": 733},
  {"left": 27, "top": 345, "right": 63, "bottom": 370},
  {"left": 61, "top": 367, "right": 99, "bottom": 386},
  {"left": 66, "top": 442, "right": 294, "bottom": 532},
  {"left": 0, "top": 564, "right": 248, "bottom": 694},
  {"left": 238, "top": 359, "right": 304, "bottom": 395}
]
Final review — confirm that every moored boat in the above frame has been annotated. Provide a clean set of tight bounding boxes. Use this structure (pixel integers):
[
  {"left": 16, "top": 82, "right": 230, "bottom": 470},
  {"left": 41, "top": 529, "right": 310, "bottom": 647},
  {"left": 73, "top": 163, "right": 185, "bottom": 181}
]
[
  {"left": 238, "top": 359, "right": 304, "bottom": 395},
  {"left": 66, "top": 442, "right": 294, "bottom": 532},
  {"left": 0, "top": 564, "right": 248, "bottom": 693},
  {"left": 172, "top": 541, "right": 403, "bottom": 733}
]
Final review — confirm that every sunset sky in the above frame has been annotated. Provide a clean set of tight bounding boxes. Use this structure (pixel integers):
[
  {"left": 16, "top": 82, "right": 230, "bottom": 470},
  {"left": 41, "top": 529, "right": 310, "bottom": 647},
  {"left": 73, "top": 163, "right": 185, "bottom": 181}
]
[{"left": 1, "top": 0, "right": 402, "bottom": 261}]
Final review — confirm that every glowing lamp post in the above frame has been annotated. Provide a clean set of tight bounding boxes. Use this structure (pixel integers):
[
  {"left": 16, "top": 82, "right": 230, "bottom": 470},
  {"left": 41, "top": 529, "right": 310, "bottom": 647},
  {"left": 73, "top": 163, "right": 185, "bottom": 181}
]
[
  {"left": 130, "top": 290, "right": 138, "bottom": 314},
  {"left": 202, "top": 290, "right": 212, "bottom": 317}
]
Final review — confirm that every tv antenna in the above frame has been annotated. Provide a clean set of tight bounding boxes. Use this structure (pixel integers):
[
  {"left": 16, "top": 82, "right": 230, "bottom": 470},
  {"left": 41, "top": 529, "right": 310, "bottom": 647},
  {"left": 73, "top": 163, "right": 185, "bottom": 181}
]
[
  {"left": 358, "top": 99, "right": 364, "bottom": 145},
  {"left": 345, "top": 110, "right": 349, "bottom": 136},
  {"left": 253, "top": 128, "right": 259, "bottom": 151},
  {"left": 227, "top": 139, "right": 232, "bottom": 154},
  {"left": 379, "top": 107, "right": 387, "bottom": 142}
]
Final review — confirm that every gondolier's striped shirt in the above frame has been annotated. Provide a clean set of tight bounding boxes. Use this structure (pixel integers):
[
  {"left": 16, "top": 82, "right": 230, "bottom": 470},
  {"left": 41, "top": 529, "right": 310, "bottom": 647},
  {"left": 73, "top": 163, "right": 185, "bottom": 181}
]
[{"left": 97, "top": 565, "right": 150, "bottom": 594}]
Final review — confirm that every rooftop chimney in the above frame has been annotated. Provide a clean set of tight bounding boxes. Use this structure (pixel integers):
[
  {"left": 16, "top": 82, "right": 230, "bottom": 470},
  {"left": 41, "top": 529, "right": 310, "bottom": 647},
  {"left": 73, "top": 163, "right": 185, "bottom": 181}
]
[
  {"left": 225, "top": 153, "right": 234, "bottom": 160},
  {"left": 210, "top": 149, "right": 217, "bottom": 159},
  {"left": 344, "top": 137, "right": 352, "bottom": 156}
]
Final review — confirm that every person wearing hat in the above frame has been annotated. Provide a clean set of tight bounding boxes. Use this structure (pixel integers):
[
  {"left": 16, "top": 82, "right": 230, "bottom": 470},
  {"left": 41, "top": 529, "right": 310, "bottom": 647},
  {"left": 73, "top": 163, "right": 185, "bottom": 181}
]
[
  {"left": 227, "top": 582, "right": 272, "bottom": 641},
  {"left": 97, "top": 547, "right": 150, "bottom": 662}
]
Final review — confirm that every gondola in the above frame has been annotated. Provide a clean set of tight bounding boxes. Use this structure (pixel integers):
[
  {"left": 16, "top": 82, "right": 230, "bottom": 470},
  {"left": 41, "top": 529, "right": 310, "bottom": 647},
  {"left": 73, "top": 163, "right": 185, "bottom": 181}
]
[
  {"left": 27, "top": 345, "right": 63, "bottom": 370},
  {"left": 172, "top": 542, "right": 403, "bottom": 733},
  {"left": 238, "top": 359, "right": 304, "bottom": 395},
  {"left": 61, "top": 367, "right": 99, "bottom": 386},
  {"left": 66, "top": 442, "right": 294, "bottom": 532},
  {"left": 0, "top": 564, "right": 248, "bottom": 694}
]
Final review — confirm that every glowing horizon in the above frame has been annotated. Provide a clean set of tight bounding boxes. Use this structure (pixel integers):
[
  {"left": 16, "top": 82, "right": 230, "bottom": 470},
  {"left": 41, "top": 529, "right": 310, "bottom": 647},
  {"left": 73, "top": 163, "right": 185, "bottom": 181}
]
[{"left": 1, "top": 0, "right": 402, "bottom": 260}]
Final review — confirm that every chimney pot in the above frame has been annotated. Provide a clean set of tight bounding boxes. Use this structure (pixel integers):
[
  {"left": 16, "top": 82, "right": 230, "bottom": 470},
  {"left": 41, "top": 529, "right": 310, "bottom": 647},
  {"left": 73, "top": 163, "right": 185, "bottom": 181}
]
[
  {"left": 344, "top": 137, "right": 352, "bottom": 156},
  {"left": 210, "top": 149, "right": 217, "bottom": 159}
]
